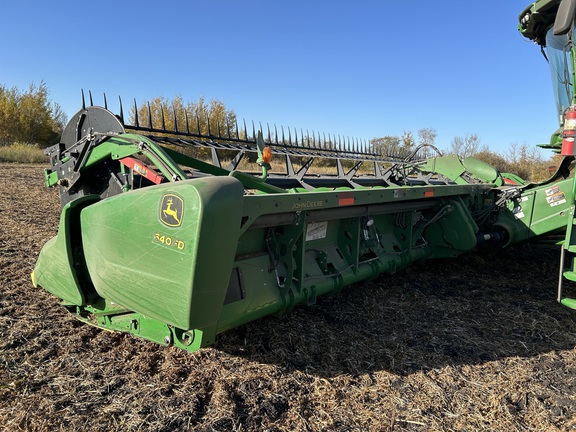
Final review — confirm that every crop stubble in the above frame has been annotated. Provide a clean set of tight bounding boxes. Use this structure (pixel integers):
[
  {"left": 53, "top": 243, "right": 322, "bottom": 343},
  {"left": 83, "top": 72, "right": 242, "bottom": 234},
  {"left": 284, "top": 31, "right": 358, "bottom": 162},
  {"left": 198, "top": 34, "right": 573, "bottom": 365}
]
[{"left": 1, "top": 164, "right": 576, "bottom": 431}]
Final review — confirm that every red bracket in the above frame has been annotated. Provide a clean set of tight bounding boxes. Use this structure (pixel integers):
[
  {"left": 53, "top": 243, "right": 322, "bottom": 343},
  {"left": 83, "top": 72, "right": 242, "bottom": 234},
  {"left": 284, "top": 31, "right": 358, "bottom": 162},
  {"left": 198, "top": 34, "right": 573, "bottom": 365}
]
[{"left": 119, "top": 157, "right": 163, "bottom": 185}]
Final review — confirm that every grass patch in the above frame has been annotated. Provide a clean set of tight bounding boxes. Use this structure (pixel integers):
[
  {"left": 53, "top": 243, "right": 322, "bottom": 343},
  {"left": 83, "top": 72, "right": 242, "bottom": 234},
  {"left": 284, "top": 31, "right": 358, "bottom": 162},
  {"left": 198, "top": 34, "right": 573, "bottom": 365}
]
[{"left": 0, "top": 143, "right": 48, "bottom": 164}]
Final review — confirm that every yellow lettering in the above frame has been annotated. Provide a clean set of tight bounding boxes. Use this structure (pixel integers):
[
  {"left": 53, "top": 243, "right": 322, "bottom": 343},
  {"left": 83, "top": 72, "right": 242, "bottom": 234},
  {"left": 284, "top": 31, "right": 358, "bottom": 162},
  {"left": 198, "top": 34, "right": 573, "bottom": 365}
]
[{"left": 291, "top": 200, "right": 324, "bottom": 210}]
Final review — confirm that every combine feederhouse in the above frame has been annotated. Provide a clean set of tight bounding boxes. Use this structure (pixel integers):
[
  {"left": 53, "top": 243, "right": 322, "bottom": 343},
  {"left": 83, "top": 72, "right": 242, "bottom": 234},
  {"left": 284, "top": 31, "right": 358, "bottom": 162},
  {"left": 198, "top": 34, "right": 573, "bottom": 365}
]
[{"left": 32, "top": 0, "right": 576, "bottom": 351}]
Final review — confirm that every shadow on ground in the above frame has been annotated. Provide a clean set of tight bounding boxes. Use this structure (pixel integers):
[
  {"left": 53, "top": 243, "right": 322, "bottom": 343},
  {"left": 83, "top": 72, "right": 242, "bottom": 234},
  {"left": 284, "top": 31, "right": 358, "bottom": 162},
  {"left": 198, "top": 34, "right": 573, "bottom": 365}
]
[{"left": 215, "top": 243, "right": 576, "bottom": 377}]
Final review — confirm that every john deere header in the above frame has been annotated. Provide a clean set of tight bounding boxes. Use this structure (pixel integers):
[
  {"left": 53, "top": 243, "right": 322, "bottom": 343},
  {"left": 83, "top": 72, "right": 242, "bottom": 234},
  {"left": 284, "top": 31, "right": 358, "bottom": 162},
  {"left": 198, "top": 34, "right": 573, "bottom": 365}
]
[{"left": 31, "top": 1, "right": 576, "bottom": 350}]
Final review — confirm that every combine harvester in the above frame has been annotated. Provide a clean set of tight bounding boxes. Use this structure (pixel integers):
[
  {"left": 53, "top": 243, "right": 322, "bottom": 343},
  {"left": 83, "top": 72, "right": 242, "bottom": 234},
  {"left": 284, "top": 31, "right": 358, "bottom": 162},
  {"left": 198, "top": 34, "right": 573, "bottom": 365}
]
[{"left": 32, "top": 0, "right": 576, "bottom": 351}]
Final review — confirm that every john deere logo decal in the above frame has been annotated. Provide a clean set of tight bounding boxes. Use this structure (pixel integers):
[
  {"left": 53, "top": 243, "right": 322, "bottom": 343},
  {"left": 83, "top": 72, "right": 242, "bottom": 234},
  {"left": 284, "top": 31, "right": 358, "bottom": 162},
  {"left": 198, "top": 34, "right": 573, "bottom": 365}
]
[{"left": 160, "top": 194, "right": 184, "bottom": 227}]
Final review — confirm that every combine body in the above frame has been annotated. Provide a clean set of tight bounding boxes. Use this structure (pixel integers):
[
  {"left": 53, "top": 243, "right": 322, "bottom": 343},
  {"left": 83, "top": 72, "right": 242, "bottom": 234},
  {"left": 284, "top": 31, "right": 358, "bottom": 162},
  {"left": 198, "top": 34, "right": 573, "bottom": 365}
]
[{"left": 32, "top": 0, "right": 576, "bottom": 350}]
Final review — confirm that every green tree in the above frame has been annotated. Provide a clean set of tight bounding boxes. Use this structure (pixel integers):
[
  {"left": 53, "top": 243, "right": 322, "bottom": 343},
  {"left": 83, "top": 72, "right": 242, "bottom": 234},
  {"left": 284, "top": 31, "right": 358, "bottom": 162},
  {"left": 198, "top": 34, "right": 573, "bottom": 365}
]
[
  {"left": 0, "top": 86, "right": 19, "bottom": 145},
  {"left": 0, "top": 82, "right": 65, "bottom": 146},
  {"left": 400, "top": 131, "right": 417, "bottom": 158}
]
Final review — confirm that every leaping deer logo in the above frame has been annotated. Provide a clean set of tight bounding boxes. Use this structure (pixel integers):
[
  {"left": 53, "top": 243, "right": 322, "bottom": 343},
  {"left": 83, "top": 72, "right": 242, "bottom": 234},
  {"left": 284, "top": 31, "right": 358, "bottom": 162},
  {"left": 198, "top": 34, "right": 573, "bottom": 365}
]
[{"left": 160, "top": 194, "right": 183, "bottom": 227}]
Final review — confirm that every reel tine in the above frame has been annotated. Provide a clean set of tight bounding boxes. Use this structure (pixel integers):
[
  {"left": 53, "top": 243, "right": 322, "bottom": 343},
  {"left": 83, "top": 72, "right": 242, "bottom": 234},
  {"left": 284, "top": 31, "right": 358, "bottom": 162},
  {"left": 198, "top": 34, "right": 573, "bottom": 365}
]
[
  {"left": 161, "top": 104, "right": 166, "bottom": 131},
  {"left": 216, "top": 118, "right": 221, "bottom": 138},
  {"left": 133, "top": 99, "right": 139, "bottom": 128},
  {"left": 185, "top": 110, "right": 190, "bottom": 134},
  {"left": 196, "top": 113, "right": 201, "bottom": 134},
  {"left": 274, "top": 124, "right": 278, "bottom": 145},
  {"left": 118, "top": 95, "right": 124, "bottom": 124},
  {"left": 172, "top": 104, "right": 178, "bottom": 132},
  {"left": 103, "top": 93, "right": 108, "bottom": 110},
  {"left": 206, "top": 112, "right": 211, "bottom": 136},
  {"left": 81, "top": 89, "right": 86, "bottom": 110},
  {"left": 147, "top": 102, "right": 153, "bottom": 128},
  {"left": 266, "top": 123, "right": 271, "bottom": 143},
  {"left": 89, "top": 90, "right": 94, "bottom": 106}
]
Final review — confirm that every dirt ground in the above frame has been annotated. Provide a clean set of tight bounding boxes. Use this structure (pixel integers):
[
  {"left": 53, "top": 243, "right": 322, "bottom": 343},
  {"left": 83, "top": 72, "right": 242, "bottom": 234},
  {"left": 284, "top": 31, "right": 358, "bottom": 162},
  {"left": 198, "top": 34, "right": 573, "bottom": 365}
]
[{"left": 1, "top": 163, "right": 576, "bottom": 431}]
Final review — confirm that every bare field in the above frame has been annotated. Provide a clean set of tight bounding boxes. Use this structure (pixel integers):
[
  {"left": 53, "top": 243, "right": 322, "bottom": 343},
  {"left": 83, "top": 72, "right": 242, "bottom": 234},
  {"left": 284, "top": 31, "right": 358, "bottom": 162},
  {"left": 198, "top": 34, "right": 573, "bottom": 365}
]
[{"left": 1, "top": 163, "right": 576, "bottom": 431}]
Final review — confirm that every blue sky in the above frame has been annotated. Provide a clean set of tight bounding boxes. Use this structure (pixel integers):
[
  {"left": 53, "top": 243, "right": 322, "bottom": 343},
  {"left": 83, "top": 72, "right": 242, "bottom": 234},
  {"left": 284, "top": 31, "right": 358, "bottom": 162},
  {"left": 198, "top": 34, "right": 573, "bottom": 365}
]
[{"left": 0, "top": 1, "right": 558, "bottom": 156}]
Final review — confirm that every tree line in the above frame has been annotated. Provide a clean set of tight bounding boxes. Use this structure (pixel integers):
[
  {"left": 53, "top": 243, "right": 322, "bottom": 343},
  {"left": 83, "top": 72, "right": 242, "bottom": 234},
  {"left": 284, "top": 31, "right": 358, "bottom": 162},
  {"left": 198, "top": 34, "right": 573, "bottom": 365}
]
[
  {"left": 131, "top": 95, "right": 237, "bottom": 138},
  {"left": 0, "top": 84, "right": 560, "bottom": 182},
  {"left": 0, "top": 82, "right": 66, "bottom": 146}
]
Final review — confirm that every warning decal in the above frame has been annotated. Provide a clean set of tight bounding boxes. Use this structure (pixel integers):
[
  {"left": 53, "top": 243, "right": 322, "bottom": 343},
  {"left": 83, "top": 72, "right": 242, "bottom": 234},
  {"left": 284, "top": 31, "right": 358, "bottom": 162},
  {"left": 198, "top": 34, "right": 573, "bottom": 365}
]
[
  {"left": 545, "top": 185, "right": 561, "bottom": 196},
  {"left": 306, "top": 221, "right": 328, "bottom": 241},
  {"left": 546, "top": 192, "right": 567, "bottom": 207},
  {"left": 545, "top": 186, "right": 566, "bottom": 207}
]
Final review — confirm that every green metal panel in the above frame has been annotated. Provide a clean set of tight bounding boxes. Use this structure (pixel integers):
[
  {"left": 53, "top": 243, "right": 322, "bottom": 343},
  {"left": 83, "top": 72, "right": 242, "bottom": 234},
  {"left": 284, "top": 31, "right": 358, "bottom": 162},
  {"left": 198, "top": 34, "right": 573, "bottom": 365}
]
[
  {"left": 80, "top": 176, "right": 244, "bottom": 334},
  {"left": 424, "top": 197, "right": 479, "bottom": 257},
  {"left": 529, "top": 178, "right": 573, "bottom": 236},
  {"left": 494, "top": 178, "right": 573, "bottom": 245},
  {"left": 214, "top": 188, "right": 486, "bottom": 336},
  {"left": 32, "top": 195, "right": 99, "bottom": 305}
]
